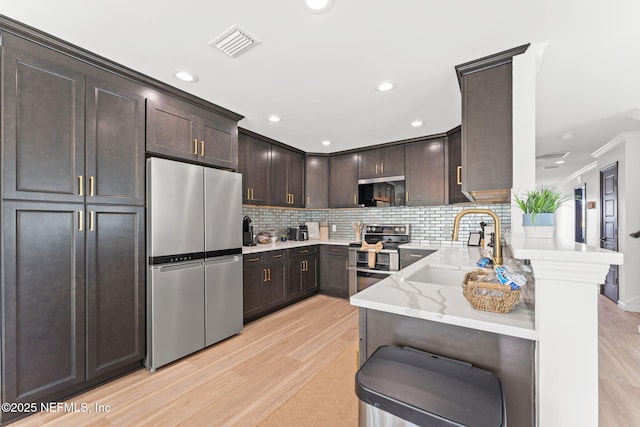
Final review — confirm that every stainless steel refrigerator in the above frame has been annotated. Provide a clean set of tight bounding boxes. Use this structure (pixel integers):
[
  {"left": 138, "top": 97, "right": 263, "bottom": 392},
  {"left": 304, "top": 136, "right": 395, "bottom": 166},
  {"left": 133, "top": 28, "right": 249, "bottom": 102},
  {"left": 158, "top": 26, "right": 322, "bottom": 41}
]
[{"left": 145, "top": 157, "right": 242, "bottom": 371}]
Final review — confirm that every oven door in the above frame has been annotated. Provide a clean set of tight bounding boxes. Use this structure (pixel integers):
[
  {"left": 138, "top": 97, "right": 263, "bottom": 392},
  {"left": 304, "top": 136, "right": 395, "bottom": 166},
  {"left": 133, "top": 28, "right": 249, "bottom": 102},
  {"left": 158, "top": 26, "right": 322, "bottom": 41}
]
[{"left": 356, "top": 269, "right": 393, "bottom": 293}]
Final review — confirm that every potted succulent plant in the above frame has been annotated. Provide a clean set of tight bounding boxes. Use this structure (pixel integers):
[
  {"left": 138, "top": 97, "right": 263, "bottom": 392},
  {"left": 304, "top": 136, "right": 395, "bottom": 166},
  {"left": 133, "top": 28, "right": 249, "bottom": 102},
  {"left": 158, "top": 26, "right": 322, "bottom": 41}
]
[{"left": 514, "top": 186, "right": 568, "bottom": 238}]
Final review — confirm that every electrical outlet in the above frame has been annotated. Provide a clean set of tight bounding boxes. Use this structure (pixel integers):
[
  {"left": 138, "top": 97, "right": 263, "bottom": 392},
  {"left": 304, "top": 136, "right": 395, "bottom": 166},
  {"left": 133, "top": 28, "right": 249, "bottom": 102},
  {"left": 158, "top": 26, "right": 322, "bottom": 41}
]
[{"left": 332, "top": 224, "right": 337, "bottom": 232}]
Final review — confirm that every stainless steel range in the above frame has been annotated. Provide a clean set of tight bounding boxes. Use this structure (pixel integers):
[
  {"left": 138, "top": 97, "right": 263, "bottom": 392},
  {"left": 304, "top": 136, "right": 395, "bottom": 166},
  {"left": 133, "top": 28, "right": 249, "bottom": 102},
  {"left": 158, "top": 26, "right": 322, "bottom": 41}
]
[{"left": 348, "top": 224, "right": 410, "bottom": 296}]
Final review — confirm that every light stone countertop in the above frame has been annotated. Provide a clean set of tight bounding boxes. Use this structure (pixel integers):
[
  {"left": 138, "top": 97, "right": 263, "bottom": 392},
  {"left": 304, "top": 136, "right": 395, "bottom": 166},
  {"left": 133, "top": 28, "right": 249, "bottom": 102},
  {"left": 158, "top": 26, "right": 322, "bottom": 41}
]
[
  {"left": 242, "top": 239, "right": 352, "bottom": 254},
  {"left": 350, "top": 245, "right": 538, "bottom": 340}
]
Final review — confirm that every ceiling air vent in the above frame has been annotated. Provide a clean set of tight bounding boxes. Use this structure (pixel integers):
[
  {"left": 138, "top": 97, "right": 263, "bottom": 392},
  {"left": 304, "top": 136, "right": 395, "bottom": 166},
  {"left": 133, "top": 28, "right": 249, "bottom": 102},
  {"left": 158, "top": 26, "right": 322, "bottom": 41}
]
[
  {"left": 209, "top": 25, "right": 260, "bottom": 58},
  {"left": 536, "top": 152, "right": 569, "bottom": 161}
]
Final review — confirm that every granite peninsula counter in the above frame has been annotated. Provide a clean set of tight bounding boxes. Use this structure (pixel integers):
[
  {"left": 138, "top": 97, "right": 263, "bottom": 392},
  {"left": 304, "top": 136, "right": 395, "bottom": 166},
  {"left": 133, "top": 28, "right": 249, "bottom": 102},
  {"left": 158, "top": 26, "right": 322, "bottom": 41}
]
[{"left": 350, "top": 237, "right": 623, "bottom": 427}]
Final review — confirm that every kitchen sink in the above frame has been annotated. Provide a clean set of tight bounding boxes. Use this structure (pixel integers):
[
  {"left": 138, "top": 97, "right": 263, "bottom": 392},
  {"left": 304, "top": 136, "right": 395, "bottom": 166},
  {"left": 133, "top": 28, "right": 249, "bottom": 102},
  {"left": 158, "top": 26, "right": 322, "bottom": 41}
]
[{"left": 405, "top": 267, "right": 467, "bottom": 286}]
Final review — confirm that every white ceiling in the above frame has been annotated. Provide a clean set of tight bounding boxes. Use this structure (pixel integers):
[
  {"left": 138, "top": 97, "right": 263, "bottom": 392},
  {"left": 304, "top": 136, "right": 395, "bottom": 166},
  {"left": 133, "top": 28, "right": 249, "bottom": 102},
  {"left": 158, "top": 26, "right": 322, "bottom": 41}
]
[{"left": 3, "top": 0, "right": 640, "bottom": 184}]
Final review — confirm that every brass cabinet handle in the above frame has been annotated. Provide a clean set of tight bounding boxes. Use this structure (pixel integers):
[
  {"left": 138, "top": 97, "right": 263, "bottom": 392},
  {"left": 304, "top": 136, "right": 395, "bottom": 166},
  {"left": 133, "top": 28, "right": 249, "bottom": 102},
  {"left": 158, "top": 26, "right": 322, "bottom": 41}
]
[
  {"left": 375, "top": 164, "right": 379, "bottom": 174},
  {"left": 307, "top": 196, "right": 310, "bottom": 206},
  {"left": 89, "top": 176, "right": 95, "bottom": 197},
  {"left": 263, "top": 269, "right": 267, "bottom": 282},
  {"left": 272, "top": 254, "right": 284, "bottom": 259},
  {"left": 248, "top": 257, "right": 261, "bottom": 262},
  {"left": 200, "top": 140, "right": 205, "bottom": 157},
  {"left": 250, "top": 188, "right": 254, "bottom": 200},
  {"left": 290, "top": 194, "right": 294, "bottom": 204},
  {"left": 89, "top": 210, "right": 95, "bottom": 231},
  {"left": 301, "top": 260, "right": 306, "bottom": 272},
  {"left": 78, "top": 175, "right": 84, "bottom": 197},
  {"left": 246, "top": 188, "right": 250, "bottom": 199},
  {"left": 457, "top": 166, "right": 462, "bottom": 185},
  {"left": 267, "top": 268, "right": 271, "bottom": 281},
  {"left": 78, "top": 210, "right": 83, "bottom": 231},
  {"left": 406, "top": 191, "right": 409, "bottom": 202},
  {"left": 193, "top": 139, "right": 198, "bottom": 155},
  {"left": 353, "top": 194, "right": 357, "bottom": 205},
  {"left": 299, "top": 249, "right": 309, "bottom": 254},
  {"left": 381, "top": 162, "right": 384, "bottom": 174}
]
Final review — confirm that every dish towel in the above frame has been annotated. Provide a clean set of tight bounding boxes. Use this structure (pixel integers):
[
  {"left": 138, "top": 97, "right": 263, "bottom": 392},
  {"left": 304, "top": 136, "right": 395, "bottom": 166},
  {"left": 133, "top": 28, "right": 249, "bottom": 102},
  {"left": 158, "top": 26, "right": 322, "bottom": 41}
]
[{"left": 360, "top": 241, "right": 383, "bottom": 268}]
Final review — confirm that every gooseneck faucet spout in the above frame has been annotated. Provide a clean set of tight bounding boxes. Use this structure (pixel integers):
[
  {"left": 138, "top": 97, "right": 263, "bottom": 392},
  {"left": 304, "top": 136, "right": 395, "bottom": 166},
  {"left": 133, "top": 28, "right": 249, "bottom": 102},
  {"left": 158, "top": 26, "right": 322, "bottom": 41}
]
[{"left": 452, "top": 208, "right": 503, "bottom": 266}]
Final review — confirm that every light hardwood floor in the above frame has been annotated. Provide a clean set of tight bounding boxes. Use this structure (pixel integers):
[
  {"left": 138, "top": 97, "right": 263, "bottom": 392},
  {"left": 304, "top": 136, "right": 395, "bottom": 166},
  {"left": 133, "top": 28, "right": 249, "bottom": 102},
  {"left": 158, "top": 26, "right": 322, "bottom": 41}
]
[{"left": 9, "top": 294, "right": 640, "bottom": 426}]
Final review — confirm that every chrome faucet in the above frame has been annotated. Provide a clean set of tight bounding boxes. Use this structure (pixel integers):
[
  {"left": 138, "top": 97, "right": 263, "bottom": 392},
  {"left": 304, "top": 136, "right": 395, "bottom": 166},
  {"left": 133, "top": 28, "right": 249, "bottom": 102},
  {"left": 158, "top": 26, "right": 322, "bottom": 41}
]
[{"left": 452, "top": 208, "right": 503, "bottom": 266}]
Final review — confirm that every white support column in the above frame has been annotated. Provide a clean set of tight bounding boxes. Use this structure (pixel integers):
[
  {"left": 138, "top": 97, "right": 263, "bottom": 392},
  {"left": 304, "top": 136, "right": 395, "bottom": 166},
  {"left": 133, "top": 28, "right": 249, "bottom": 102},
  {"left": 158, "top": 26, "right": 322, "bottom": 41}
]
[
  {"left": 531, "top": 259, "right": 608, "bottom": 427},
  {"left": 512, "top": 237, "right": 623, "bottom": 426}
]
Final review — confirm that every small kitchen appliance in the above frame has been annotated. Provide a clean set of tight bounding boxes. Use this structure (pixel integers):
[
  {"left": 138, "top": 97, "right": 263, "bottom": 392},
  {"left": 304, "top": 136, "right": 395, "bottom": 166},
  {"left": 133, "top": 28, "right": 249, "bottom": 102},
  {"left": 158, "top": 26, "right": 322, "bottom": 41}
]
[
  {"left": 243, "top": 215, "right": 255, "bottom": 246},
  {"left": 287, "top": 225, "right": 309, "bottom": 241}
]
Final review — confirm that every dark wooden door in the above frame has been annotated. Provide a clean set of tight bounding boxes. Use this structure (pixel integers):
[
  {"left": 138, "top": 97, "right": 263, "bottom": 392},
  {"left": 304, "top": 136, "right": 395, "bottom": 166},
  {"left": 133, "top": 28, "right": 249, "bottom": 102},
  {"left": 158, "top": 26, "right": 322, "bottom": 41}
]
[
  {"left": 2, "top": 202, "right": 85, "bottom": 406},
  {"left": 319, "top": 245, "right": 349, "bottom": 298},
  {"left": 447, "top": 127, "right": 468, "bottom": 204},
  {"left": 405, "top": 138, "right": 445, "bottom": 206},
  {"left": 305, "top": 156, "right": 329, "bottom": 208},
  {"left": 600, "top": 163, "right": 619, "bottom": 302},
  {"left": 86, "top": 205, "right": 145, "bottom": 379},
  {"left": 85, "top": 71, "right": 145, "bottom": 206},
  {"left": 574, "top": 184, "right": 586, "bottom": 243},
  {"left": 329, "top": 153, "right": 358, "bottom": 208},
  {"left": 270, "top": 145, "right": 290, "bottom": 206},
  {"left": 381, "top": 145, "right": 405, "bottom": 177},
  {"left": 266, "top": 253, "right": 287, "bottom": 308},
  {"left": 146, "top": 96, "right": 199, "bottom": 162},
  {"left": 242, "top": 136, "right": 271, "bottom": 205},
  {"left": 287, "top": 256, "right": 304, "bottom": 301},
  {"left": 302, "top": 254, "right": 318, "bottom": 294},
  {"left": 243, "top": 256, "right": 267, "bottom": 321},
  {"left": 1, "top": 40, "right": 85, "bottom": 203},
  {"left": 200, "top": 113, "right": 238, "bottom": 170},
  {"left": 358, "top": 149, "right": 381, "bottom": 179},
  {"left": 461, "top": 62, "right": 512, "bottom": 195},
  {"left": 288, "top": 152, "right": 305, "bottom": 208}
]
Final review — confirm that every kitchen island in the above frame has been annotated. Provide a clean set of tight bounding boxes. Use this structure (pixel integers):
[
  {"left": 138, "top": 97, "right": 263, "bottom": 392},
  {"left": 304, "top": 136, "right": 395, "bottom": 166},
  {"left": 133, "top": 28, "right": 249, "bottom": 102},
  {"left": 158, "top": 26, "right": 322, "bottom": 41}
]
[{"left": 351, "top": 237, "right": 623, "bottom": 427}]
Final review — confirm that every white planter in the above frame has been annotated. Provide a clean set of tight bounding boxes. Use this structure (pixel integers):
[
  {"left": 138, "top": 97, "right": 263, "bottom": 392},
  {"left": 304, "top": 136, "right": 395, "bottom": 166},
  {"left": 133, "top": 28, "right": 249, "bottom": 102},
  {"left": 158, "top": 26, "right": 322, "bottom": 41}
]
[{"left": 522, "top": 213, "right": 555, "bottom": 239}]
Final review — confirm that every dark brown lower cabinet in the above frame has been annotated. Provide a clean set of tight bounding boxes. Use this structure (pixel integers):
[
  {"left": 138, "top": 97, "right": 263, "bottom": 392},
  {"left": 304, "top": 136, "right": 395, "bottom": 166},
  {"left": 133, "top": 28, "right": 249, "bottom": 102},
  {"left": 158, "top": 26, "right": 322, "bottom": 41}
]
[
  {"left": 243, "top": 251, "right": 287, "bottom": 323},
  {"left": 86, "top": 205, "right": 145, "bottom": 380},
  {"left": 287, "top": 247, "right": 318, "bottom": 301},
  {"left": 319, "top": 245, "right": 349, "bottom": 298},
  {"left": 1, "top": 201, "right": 144, "bottom": 422}
]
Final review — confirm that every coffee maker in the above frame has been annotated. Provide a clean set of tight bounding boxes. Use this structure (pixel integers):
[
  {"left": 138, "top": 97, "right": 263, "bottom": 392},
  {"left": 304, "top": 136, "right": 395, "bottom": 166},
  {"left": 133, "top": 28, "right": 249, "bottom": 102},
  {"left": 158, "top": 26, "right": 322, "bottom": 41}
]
[{"left": 243, "top": 215, "right": 255, "bottom": 246}]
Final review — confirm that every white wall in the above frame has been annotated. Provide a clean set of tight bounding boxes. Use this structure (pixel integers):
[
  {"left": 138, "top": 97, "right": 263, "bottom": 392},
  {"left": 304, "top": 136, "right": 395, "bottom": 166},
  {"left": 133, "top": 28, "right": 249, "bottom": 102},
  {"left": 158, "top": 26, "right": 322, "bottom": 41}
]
[
  {"left": 511, "top": 46, "right": 538, "bottom": 237},
  {"left": 557, "top": 132, "right": 640, "bottom": 311}
]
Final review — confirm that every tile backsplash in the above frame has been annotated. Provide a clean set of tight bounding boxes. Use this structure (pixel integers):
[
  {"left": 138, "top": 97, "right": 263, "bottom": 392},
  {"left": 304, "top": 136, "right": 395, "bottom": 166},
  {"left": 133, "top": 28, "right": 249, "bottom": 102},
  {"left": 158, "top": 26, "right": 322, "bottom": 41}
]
[{"left": 242, "top": 204, "right": 511, "bottom": 244}]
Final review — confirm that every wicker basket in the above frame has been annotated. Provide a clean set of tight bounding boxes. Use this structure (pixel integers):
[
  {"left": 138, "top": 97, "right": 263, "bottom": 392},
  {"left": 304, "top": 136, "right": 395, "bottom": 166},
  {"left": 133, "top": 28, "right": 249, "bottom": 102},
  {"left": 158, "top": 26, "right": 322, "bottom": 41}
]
[{"left": 462, "top": 270, "right": 521, "bottom": 314}]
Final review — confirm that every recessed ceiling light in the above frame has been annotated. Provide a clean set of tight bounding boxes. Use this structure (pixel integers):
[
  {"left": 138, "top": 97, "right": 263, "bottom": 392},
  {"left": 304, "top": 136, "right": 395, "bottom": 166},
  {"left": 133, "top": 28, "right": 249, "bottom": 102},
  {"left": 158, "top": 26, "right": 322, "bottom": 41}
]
[
  {"left": 321, "top": 140, "right": 332, "bottom": 146},
  {"left": 559, "top": 132, "right": 575, "bottom": 141},
  {"left": 172, "top": 70, "right": 198, "bottom": 83},
  {"left": 376, "top": 81, "right": 396, "bottom": 92},
  {"left": 410, "top": 120, "right": 424, "bottom": 127},
  {"left": 305, "top": 0, "right": 335, "bottom": 13},
  {"left": 267, "top": 115, "right": 281, "bottom": 123}
]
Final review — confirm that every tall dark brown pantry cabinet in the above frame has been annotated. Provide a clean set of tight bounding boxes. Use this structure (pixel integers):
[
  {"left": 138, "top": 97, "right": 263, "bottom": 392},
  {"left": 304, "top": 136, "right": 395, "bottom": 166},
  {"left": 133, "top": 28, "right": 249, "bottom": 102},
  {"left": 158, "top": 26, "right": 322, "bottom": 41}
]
[{"left": 1, "top": 31, "right": 144, "bottom": 422}]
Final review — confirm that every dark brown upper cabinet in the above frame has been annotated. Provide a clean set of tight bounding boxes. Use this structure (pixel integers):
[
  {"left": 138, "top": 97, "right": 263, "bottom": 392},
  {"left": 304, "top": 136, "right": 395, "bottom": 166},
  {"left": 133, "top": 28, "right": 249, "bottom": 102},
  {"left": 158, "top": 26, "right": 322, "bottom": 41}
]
[
  {"left": 238, "top": 130, "right": 304, "bottom": 208},
  {"left": 238, "top": 133, "right": 271, "bottom": 205},
  {"left": 271, "top": 145, "right": 305, "bottom": 208},
  {"left": 329, "top": 153, "right": 359, "bottom": 208},
  {"left": 146, "top": 93, "right": 238, "bottom": 170},
  {"left": 405, "top": 138, "right": 445, "bottom": 206},
  {"left": 358, "top": 145, "right": 405, "bottom": 180},
  {"left": 1, "top": 34, "right": 86, "bottom": 203},
  {"left": 305, "top": 156, "right": 329, "bottom": 208},
  {"left": 446, "top": 126, "right": 468, "bottom": 204},
  {"left": 455, "top": 44, "right": 529, "bottom": 203},
  {"left": 1, "top": 33, "right": 145, "bottom": 206}
]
